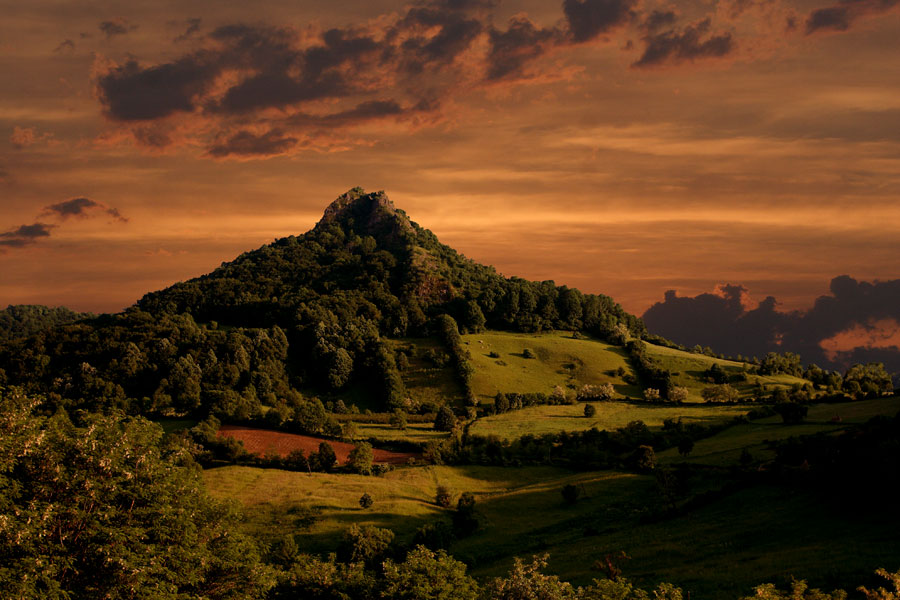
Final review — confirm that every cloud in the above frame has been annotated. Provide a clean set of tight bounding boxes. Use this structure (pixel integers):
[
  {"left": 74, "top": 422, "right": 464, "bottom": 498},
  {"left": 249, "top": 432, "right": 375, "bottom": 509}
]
[
  {"left": 486, "top": 16, "right": 564, "bottom": 80},
  {"left": 99, "top": 17, "right": 137, "bottom": 40},
  {"left": 632, "top": 18, "right": 734, "bottom": 68},
  {"left": 0, "top": 223, "right": 56, "bottom": 248},
  {"left": 175, "top": 18, "right": 202, "bottom": 42},
  {"left": 41, "top": 197, "right": 128, "bottom": 223},
  {"left": 805, "top": 0, "right": 900, "bottom": 34},
  {"left": 642, "top": 275, "right": 900, "bottom": 375},
  {"left": 11, "top": 126, "right": 37, "bottom": 149},
  {"left": 563, "top": 0, "right": 638, "bottom": 42},
  {"left": 206, "top": 129, "right": 299, "bottom": 158},
  {"left": 53, "top": 39, "right": 75, "bottom": 54}
]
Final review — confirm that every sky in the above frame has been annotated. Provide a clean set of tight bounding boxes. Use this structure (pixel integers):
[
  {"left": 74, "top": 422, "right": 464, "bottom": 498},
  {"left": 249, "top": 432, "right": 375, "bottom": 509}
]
[{"left": 2, "top": 0, "right": 899, "bottom": 334}]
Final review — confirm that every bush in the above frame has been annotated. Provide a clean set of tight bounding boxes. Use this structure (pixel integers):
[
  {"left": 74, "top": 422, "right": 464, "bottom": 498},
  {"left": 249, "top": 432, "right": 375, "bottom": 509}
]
[
  {"left": 584, "top": 404, "right": 597, "bottom": 418},
  {"left": 359, "top": 493, "right": 374, "bottom": 509},
  {"left": 643, "top": 388, "right": 661, "bottom": 402},
  {"left": 561, "top": 483, "right": 581, "bottom": 504},
  {"left": 774, "top": 402, "right": 808, "bottom": 424},
  {"left": 434, "top": 405, "right": 457, "bottom": 432},
  {"left": 435, "top": 485, "right": 453, "bottom": 508},
  {"left": 522, "top": 348, "right": 536, "bottom": 359}
]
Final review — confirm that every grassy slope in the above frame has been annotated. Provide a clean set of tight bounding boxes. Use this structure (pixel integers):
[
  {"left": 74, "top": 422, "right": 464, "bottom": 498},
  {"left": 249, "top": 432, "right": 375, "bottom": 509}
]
[
  {"left": 643, "top": 343, "right": 809, "bottom": 402},
  {"left": 461, "top": 331, "right": 639, "bottom": 400},
  {"left": 392, "top": 337, "right": 466, "bottom": 405},
  {"left": 205, "top": 433, "right": 900, "bottom": 600},
  {"left": 469, "top": 401, "right": 749, "bottom": 441},
  {"left": 657, "top": 396, "right": 900, "bottom": 466}
]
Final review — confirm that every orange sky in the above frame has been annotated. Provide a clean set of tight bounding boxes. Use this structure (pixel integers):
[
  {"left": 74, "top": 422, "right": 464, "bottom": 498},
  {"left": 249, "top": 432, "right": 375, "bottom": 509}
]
[{"left": 1, "top": 0, "right": 899, "bottom": 316}]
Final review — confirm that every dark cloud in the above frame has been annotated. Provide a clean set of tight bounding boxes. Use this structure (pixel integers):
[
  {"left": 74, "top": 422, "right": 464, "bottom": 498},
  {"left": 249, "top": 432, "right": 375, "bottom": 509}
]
[
  {"left": 632, "top": 18, "right": 734, "bottom": 68},
  {"left": 0, "top": 223, "right": 55, "bottom": 248},
  {"left": 175, "top": 18, "right": 202, "bottom": 42},
  {"left": 96, "top": 54, "right": 220, "bottom": 120},
  {"left": 397, "top": 9, "right": 483, "bottom": 73},
  {"left": 53, "top": 39, "right": 75, "bottom": 54},
  {"left": 563, "top": 0, "right": 638, "bottom": 43},
  {"left": 41, "top": 197, "right": 128, "bottom": 222},
  {"left": 642, "top": 276, "right": 900, "bottom": 375},
  {"left": 486, "top": 17, "right": 563, "bottom": 80},
  {"left": 99, "top": 18, "right": 137, "bottom": 40},
  {"left": 206, "top": 129, "right": 298, "bottom": 158},
  {"left": 806, "top": 0, "right": 899, "bottom": 34},
  {"left": 641, "top": 10, "right": 678, "bottom": 33}
]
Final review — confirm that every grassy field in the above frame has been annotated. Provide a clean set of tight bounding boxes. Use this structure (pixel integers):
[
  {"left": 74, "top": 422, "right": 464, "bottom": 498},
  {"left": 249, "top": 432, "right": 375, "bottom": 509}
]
[
  {"left": 644, "top": 343, "right": 810, "bottom": 402},
  {"left": 203, "top": 464, "right": 612, "bottom": 553},
  {"left": 469, "top": 401, "right": 749, "bottom": 440},
  {"left": 355, "top": 422, "right": 448, "bottom": 443},
  {"left": 658, "top": 396, "right": 900, "bottom": 466},
  {"left": 461, "top": 331, "right": 639, "bottom": 401},
  {"left": 392, "top": 337, "right": 466, "bottom": 405},
  {"left": 204, "top": 457, "right": 900, "bottom": 599}
]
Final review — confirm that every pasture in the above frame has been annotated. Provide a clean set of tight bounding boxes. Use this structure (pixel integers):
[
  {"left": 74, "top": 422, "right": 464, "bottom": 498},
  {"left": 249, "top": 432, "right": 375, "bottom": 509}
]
[{"left": 469, "top": 401, "right": 749, "bottom": 440}]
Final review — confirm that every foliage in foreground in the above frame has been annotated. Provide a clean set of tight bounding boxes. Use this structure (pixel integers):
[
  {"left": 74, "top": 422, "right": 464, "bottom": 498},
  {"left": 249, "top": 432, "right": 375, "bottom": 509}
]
[{"left": 0, "top": 388, "right": 273, "bottom": 600}]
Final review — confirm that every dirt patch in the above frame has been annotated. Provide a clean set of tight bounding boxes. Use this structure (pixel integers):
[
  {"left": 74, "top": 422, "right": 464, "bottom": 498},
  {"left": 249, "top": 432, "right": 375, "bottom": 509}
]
[{"left": 217, "top": 426, "right": 418, "bottom": 465}]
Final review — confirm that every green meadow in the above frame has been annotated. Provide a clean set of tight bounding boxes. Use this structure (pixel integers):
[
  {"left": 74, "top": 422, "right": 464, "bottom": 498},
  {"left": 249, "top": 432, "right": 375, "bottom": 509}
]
[{"left": 469, "top": 401, "right": 750, "bottom": 440}]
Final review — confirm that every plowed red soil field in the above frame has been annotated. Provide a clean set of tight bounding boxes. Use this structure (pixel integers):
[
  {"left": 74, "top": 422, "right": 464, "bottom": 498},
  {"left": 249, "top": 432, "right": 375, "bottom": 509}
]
[{"left": 217, "top": 425, "right": 418, "bottom": 465}]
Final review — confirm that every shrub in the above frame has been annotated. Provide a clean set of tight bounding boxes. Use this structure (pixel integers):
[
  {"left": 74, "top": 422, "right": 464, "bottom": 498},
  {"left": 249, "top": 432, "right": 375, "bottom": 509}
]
[
  {"left": 522, "top": 348, "right": 536, "bottom": 359},
  {"left": 359, "top": 493, "right": 374, "bottom": 509},
  {"left": 435, "top": 485, "right": 453, "bottom": 508},
  {"left": 643, "top": 388, "right": 661, "bottom": 402},
  {"left": 584, "top": 404, "right": 597, "bottom": 418},
  {"left": 561, "top": 483, "right": 581, "bottom": 504}
]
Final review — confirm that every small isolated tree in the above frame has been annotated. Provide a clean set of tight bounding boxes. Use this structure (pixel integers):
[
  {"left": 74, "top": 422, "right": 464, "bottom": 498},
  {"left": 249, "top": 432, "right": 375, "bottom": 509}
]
[
  {"left": 342, "top": 420, "right": 360, "bottom": 441},
  {"left": 390, "top": 409, "right": 408, "bottom": 430},
  {"left": 584, "top": 403, "right": 597, "bottom": 418},
  {"left": 348, "top": 441, "right": 374, "bottom": 475},
  {"left": 522, "top": 348, "right": 536, "bottom": 359},
  {"left": 677, "top": 437, "right": 694, "bottom": 457},
  {"left": 311, "top": 441, "right": 337, "bottom": 472},
  {"left": 435, "top": 485, "right": 453, "bottom": 508},
  {"left": 452, "top": 492, "right": 480, "bottom": 537},
  {"left": 630, "top": 445, "right": 656, "bottom": 472},
  {"left": 643, "top": 388, "right": 661, "bottom": 402},
  {"left": 668, "top": 386, "right": 689, "bottom": 403},
  {"left": 775, "top": 401, "right": 808, "bottom": 424},
  {"left": 561, "top": 483, "right": 581, "bottom": 504},
  {"left": 702, "top": 384, "right": 740, "bottom": 403},
  {"left": 434, "top": 405, "right": 457, "bottom": 432},
  {"left": 359, "top": 492, "right": 374, "bottom": 509}
]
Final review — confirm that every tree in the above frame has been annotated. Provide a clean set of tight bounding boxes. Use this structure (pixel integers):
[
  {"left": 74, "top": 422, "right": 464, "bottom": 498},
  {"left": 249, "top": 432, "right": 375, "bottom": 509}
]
[
  {"left": 311, "top": 441, "right": 338, "bottom": 471},
  {"left": 452, "top": 492, "right": 480, "bottom": 537},
  {"left": 701, "top": 384, "right": 739, "bottom": 403},
  {"left": 338, "top": 524, "right": 394, "bottom": 566},
  {"left": 643, "top": 388, "right": 661, "bottom": 402},
  {"left": 359, "top": 492, "right": 374, "bottom": 509},
  {"left": 382, "top": 545, "right": 480, "bottom": 600},
  {"left": 522, "top": 348, "right": 536, "bottom": 359},
  {"left": 0, "top": 388, "right": 273, "bottom": 600},
  {"left": 677, "top": 437, "right": 694, "bottom": 457},
  {"left": 349, "top": 441, "right": 374, "bottom": 475},
  {"left": 668, "top": 386, "right": 689, "bottom": 403},
  {"left": 584, "top": 403, "right": 597, "bottom": 418},
  {"left": 488, "top": 554, "right": 578, "bottom": 600},
  {"left": 390, "top": 409, "right": 408, "bottom": 430},
  {"left": 434, "top": 405, "right": 457, "bottom": 432},
  {"left": 774, "top": 402, "right": 808, "bottom": 424},
  {"left": 630, "top": 445, "right": 656, "bottom": 472}
]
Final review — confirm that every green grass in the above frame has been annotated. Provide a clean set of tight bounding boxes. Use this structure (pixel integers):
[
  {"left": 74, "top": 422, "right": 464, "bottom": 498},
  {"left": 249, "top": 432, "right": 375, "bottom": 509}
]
[
  {"left": 469, "top": 401, "right": 749, "bottom": 441},
  {"left": 658, "top": 396, "right": 900, "bottom": 466},
  {"left": 203, "top": 464, "right": 602, "bottom": 553},
  {"left": 392, "top": 337, "right": 466, "bottom": 405},
  {"left": 156, "top": 418, "right": 197, "bottom": 434},
  {"left": 462, "top": 331, "right": 639, "bottom": 400},
  {"left": 205, "top": 460, "right": 900, "bottom": 599},
  {"left": 643, "top": 343, "right": 810, "bottom": 402},
  {"left": 355, "top": 422, "right": 448, "bottom": 443}
]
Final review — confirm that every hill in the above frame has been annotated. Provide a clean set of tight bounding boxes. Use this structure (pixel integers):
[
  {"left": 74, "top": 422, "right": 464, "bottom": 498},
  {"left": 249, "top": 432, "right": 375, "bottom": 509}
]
[{"left": 0, "top": 188, "right": 646, "bottom": 420}]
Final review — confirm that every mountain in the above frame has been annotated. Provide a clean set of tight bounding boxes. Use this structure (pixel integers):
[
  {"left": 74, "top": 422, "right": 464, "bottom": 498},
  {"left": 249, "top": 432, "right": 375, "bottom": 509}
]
[{"left": 0, "top": 188, "right": 644, "bottom": 419}]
